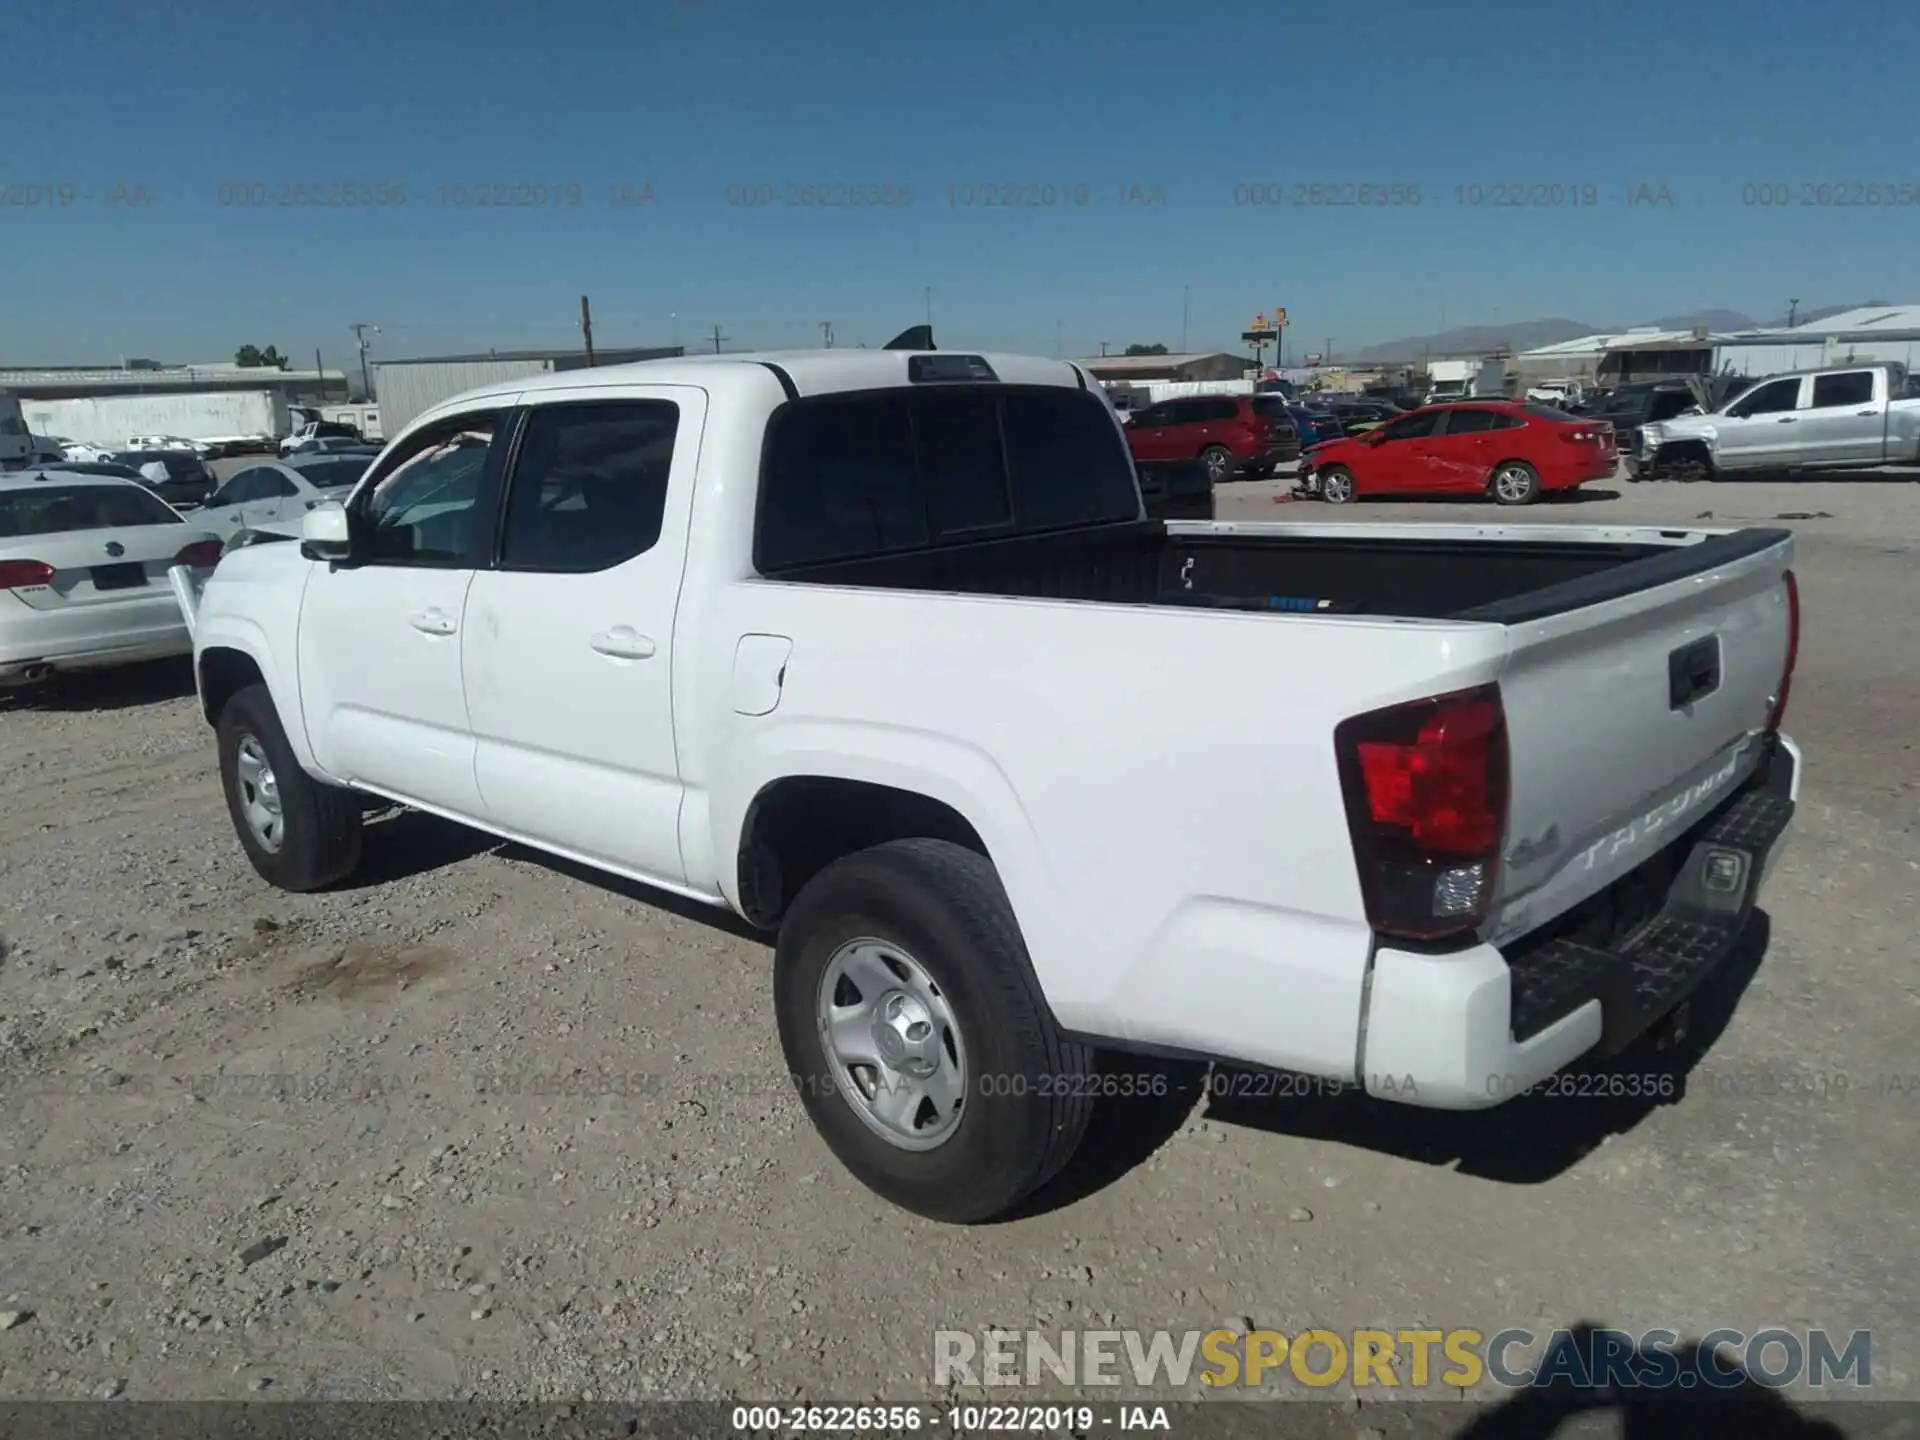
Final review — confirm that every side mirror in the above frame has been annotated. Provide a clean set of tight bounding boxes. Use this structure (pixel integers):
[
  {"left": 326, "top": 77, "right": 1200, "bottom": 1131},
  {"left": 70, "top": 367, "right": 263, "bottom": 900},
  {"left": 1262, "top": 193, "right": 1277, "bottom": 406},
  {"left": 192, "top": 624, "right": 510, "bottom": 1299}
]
[{"left": 300, "top": 503, "right": 352, "bottom": 562}]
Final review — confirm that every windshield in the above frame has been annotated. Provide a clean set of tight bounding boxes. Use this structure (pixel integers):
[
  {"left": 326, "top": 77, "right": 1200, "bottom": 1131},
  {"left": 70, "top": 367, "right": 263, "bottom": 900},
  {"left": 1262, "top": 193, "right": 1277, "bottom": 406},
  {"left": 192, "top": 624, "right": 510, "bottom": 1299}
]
[{"left": 0, "top": 483, "right": 184, "bottom": 536}]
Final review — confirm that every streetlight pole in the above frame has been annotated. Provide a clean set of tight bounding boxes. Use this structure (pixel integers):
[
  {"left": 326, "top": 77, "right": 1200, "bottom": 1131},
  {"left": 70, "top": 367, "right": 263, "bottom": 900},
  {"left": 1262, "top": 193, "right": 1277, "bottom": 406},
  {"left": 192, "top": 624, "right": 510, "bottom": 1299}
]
[
  {"left": 1182, "top": 286, "right": 1189, "bottom": 353},
  {"left": 1788, "top": 298, "right": 1800, "bottom": 328}
]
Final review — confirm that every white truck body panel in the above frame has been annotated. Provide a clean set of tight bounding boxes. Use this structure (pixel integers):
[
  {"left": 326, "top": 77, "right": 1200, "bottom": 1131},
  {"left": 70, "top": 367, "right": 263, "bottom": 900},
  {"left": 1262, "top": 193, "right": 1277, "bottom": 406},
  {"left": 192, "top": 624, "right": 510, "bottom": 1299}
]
[{"left": 187, "top": 350, "right": 1800, "bottom": 1108}]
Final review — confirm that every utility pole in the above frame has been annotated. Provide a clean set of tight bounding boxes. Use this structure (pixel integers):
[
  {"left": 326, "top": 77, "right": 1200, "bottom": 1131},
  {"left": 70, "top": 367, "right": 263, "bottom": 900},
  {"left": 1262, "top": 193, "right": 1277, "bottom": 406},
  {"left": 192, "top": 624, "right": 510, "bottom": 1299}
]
[
  {"left": 314, "top": 348, "right": 325, "bottom": 402},
  {"left": 924, "top": 287, "right": 932, "bottom": 327},
  {"left": 348, "top": 322, "right": 379, "bottom": 400},
  {"left": 580, "top": 295, "right": 596, "bottom": 366},
  {"left": 1326, "top": 337, "right": 1333, "bottom": 369},
  {"left": 710, "top": 324, "right": 727, "bottom": 354},
  {"left": 820, "top": 321, "right": 834, "bottom": 348},
  {"left": 1182, "top": 286, "right": 1190, "bottom": 353},
  {"left": 1099, "top": 341, "right": 1109, "bottom": 357},
  {"left": 1788, "top": 298, "right": 1800, "bottom": 328}
]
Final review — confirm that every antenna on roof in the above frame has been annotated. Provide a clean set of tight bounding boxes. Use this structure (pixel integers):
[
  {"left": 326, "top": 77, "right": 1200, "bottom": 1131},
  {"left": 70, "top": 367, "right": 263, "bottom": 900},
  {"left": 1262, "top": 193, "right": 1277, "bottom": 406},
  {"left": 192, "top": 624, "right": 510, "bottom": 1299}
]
[{"left": 884, "top": 326, "right": 934, "bottom": 351}]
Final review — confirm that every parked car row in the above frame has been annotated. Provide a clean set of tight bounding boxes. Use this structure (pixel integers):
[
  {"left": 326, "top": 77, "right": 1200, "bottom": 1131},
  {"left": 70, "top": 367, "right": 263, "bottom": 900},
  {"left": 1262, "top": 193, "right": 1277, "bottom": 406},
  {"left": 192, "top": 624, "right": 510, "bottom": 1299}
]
[{"left": 0, "top": 447, "right": 381, "bottom": 689}]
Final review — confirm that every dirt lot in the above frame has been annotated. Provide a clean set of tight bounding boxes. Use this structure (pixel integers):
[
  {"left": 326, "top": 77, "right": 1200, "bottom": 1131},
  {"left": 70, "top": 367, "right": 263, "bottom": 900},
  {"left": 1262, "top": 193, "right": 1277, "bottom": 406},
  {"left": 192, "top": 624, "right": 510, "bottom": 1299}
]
[{"left": 1, "top": 473, "right": 1916, "bottom": 1425}]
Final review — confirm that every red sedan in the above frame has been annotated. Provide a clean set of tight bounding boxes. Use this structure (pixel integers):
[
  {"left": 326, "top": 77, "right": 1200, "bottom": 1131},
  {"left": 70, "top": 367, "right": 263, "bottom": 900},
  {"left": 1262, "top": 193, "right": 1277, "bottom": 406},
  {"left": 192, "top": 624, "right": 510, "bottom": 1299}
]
[{"left": 1299, "top": 401, "right": 1617, "bottom": 505}]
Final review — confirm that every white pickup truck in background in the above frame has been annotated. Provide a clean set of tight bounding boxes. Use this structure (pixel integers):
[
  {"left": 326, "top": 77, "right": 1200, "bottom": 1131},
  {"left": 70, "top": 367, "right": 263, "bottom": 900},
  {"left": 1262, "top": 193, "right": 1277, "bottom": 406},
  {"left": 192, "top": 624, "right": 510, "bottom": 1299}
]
[
  {"left": 1636, "top": 361, "right": 1920, "bottom": 479},
  {"left": 178, "top": 341, "right": 1803, "bottom": 1223}
]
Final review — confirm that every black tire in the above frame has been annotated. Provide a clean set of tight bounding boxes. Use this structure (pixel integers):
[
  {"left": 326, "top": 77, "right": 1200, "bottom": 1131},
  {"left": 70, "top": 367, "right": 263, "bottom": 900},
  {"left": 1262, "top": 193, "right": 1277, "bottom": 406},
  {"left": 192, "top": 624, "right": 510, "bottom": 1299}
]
[
  {"left": 1489, "top": 460, "right": 1542, "bottom": 505},
  {"left": 773, "top": 838, "right": 1093, "bottom": 1223},
  {"left": 216, "top": 682, "right": 362, "bottom": 891},
  {"left": 1316, "top": 464, "right": 1357, "bottom": 504},
  {"left": 1198, "top": 445, "right": 1234, "bottom": 483}
]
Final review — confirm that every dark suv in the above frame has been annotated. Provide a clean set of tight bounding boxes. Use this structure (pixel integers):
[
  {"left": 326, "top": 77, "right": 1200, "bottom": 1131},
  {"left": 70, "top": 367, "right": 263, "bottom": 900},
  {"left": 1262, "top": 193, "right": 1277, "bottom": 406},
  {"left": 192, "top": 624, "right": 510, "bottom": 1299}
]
[
  {"left": 1125, "top": 395, "right": 1299, "bottom": 481},
  {"left": 110, "top": 449, "right": 218, "bottom": 507}
]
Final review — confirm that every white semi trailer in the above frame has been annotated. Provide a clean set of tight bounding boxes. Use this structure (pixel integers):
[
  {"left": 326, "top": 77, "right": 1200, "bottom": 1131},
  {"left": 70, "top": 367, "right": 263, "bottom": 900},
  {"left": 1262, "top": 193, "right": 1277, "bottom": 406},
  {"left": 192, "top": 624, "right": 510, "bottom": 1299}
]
[{"left": 21, "top": 390, "right": 290, "bottom": 452}]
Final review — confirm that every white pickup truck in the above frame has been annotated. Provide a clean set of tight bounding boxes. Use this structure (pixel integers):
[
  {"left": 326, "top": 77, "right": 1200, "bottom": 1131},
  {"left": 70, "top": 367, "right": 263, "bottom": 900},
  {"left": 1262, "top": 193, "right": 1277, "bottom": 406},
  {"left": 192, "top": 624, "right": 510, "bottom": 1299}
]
[
  {"left": 179, "top": 343, "right": 1804, "bottom": 1222},
  {"left": 1635, "top": 361, "right": 1920, "bottom": 479}
]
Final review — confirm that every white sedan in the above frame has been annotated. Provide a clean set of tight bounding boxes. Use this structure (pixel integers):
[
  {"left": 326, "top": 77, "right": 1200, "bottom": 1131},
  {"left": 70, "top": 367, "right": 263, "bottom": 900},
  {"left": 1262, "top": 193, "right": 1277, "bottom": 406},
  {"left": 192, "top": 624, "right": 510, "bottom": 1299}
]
[
  {"left": 195, "top": 453, "right": 375, "bottom": 536},
  {"left": 0, "top": 468, "right": 223, "bottom": 687}
]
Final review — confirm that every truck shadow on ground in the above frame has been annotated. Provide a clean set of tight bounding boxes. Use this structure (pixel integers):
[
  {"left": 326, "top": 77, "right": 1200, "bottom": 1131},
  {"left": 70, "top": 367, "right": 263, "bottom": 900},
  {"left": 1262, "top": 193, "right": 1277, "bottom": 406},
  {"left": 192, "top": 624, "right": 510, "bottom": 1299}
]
[
  {"left": 1200, "top": 911, "right": 1775, "bottom": 1185},
  {"left": 0, "top": 656, "right": 198, "bottom": 712},
  {"left": 1446, "top": 1322, "right": 1851, "bottom": 1440}
]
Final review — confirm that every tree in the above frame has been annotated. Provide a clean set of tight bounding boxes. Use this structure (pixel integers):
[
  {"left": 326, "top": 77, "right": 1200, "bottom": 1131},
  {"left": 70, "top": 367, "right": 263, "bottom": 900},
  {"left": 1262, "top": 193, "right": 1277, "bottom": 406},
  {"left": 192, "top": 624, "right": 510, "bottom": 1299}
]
[
  {"left": 234, "top": 344, "right": 289, "bottom": 369},
  {"left": 1123, "top": 343, "right": 1169, "bottom": 356}
]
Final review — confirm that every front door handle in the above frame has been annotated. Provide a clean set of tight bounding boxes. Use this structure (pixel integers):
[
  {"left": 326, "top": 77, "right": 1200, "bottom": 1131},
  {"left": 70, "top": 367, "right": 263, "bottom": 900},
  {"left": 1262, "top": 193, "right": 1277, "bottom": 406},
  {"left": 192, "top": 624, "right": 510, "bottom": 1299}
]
[
  {"left": 1776, "top": 416, "right": 1797, "bottom": 423},
  {"left": 409, "top": 608, "right": 457, "bottom": 636},
  {"left": 1856, "top": 409, "right": 1878, "bottom": 416},
  {"left": 590, "top": 626, "right": 656, "bottom": 660}
]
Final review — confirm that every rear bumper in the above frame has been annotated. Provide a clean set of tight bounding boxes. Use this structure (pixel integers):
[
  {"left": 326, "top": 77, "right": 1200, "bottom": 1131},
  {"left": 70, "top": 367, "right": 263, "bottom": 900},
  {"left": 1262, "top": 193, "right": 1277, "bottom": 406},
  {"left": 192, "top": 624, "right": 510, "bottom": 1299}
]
[{"left": 1359, "top": 733, "right": 1800, "bottom": 1109}]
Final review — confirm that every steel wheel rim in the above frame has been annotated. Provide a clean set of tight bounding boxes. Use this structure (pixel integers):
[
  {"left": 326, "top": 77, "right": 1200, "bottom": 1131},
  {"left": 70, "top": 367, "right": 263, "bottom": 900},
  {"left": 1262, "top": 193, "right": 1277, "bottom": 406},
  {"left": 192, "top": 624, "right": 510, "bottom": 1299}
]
[
  {"left": 817, "top": 938, "right": 968, "bottom": 1152},
  {"left": 1495, "top": 466, "right": 1532, "bottom": 500},
  {"left": 1321, "top": 470, "right": 1354, "bottom": 502},
  {"left": 1204, "top": 449, "right": 1229, "bottom": 480},
  {"left": 234, "top": 735, "right": 285, "bottom": 852}
]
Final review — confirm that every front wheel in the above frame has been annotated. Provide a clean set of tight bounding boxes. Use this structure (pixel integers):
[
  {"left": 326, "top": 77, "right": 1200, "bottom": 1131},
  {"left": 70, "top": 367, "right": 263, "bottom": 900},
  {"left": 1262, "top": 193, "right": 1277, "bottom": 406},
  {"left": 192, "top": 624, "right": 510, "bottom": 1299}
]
[
  {"left": 1489, "top": 461, "right": 1542, "bottom": 505},
  {"left": 773, "top": 838, "right": 1093, "bottom": 1223},
  {"left": 217, "top": 683, "right": 363, "bottom": 891},
  {"left": 1316, "top": 465, "right": 1357, "bottom": 504}
]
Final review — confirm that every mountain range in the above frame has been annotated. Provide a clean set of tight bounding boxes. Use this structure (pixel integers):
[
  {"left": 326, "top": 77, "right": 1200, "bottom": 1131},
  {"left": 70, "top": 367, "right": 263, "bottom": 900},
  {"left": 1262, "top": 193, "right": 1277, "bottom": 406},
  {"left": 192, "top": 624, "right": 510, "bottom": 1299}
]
[{"left": 1349, "top": 303, "right": 1885, "bottom": 362}]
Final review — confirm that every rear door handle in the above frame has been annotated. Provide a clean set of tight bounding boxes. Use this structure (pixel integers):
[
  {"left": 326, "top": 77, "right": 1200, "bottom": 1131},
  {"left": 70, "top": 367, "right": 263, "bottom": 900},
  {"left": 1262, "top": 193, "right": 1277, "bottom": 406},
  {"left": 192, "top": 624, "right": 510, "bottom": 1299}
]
[
  {"left": 1856, "top": 409, "right": 1878, "bottom": 416},
  {"left": 1776, "top": 416, "right": 1797, "bottom": 423},
  {"left": 408, "top": 608, "right": 457, "bottom": 636},
  {"left": 590, "top": 626, "right": 656, "bottom": 660}
]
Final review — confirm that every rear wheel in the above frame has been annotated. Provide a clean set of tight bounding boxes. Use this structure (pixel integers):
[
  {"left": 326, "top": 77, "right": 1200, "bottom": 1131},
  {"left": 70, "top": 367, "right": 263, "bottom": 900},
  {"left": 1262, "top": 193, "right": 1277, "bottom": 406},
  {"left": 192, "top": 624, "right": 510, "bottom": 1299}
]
[
  {"left": 1317, "top": 465, "right": 1357, "bottom": 504},
  {"left": 773, "top": 838, "right": 1093, "bottom": 1223},
  {"left": 1489, "top": 461, "right": 1541, "bottom": 505},
  {"left": 1199, "top": 445, "right": 1234, "bottom": 482},
  {"left": 217, "top": 683, "right": 362, "bottom": 891}
]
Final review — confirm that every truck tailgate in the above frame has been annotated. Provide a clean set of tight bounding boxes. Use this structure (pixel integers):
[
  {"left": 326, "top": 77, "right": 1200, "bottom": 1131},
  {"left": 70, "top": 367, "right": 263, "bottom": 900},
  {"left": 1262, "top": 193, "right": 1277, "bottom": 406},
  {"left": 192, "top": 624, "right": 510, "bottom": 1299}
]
[{"left": 1471, "top": 528, "right": 1796, "bottom": 948}]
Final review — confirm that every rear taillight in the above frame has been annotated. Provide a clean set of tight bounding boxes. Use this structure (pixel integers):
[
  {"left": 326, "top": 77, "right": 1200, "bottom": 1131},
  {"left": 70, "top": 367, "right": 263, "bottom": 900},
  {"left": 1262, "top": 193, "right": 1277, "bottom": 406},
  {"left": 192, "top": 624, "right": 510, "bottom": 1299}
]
[
  {"left": 0, "top": 560, "right": 55, "bottom": 590},
  {"left": 1766, "top": 570, "right": 1799, "bottom": 731},
  {"left": 175, "top": 541, "right": 223, "bottom": 568},
  {"left": 1335, "top": 684, "right": 1509, "bottom": 942}
]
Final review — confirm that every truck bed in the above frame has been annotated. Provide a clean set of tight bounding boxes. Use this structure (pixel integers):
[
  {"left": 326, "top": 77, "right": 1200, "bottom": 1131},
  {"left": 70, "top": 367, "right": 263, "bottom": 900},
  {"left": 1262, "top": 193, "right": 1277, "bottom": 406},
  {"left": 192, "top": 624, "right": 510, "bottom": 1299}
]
[{"left": 762, "top": 517, "right": 1789, "bottom": 622}]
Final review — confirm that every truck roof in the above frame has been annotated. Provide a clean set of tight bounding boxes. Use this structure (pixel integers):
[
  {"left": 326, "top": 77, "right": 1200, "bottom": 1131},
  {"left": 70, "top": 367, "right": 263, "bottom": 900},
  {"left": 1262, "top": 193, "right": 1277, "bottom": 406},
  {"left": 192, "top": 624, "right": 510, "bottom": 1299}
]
[{"left": 426, "top": 349, "right": 1093, "bottom": 413}]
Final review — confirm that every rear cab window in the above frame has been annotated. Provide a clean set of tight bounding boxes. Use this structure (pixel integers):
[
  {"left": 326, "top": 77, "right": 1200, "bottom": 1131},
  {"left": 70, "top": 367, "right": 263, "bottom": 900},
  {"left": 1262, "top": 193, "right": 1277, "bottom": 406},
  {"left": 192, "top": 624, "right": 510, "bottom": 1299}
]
[
  {"left": 0, "top": 483, "right": 184, "bottom": 537},
  {"left": 755, "top": 385, "right": 1139, "bottom": 572}
]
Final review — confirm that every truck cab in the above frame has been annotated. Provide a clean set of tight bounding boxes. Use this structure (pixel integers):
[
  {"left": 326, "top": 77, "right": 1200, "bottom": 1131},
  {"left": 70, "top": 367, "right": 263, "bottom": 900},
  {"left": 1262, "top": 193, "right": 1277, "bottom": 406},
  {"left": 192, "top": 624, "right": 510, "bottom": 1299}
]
[{"left": 1637, "top": 362, "right": 1920, "bottom": 478}]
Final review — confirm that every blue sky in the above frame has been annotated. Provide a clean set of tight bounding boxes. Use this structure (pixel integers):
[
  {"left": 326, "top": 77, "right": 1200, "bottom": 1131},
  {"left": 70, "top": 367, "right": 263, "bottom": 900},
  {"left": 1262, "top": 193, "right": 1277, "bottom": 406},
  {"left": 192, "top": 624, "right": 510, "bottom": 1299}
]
[{"left": 6, "top": 0, "right": 1918, "bottom": 367}]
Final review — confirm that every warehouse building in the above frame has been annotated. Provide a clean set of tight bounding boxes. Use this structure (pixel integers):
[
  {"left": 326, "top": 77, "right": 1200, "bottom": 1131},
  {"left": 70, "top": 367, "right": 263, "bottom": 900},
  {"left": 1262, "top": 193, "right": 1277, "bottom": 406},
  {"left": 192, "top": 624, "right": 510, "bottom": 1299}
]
[
  {"left": 1712, "top": 305, "right": 1920, "bottom": 376},
  {"left": 370, "top": 345, "right": 684, "bottom": 434}
]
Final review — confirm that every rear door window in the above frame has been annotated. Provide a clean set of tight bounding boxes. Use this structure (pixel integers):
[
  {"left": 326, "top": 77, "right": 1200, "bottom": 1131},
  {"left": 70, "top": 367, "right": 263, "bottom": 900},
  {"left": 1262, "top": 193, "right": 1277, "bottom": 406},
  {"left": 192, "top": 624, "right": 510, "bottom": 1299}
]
[
  {"left": 1441, "top": 408, "right": 1502, "bottom": 434},
  {"left": 1810, "top": 371, "right": 1875, "bottom": 409}
]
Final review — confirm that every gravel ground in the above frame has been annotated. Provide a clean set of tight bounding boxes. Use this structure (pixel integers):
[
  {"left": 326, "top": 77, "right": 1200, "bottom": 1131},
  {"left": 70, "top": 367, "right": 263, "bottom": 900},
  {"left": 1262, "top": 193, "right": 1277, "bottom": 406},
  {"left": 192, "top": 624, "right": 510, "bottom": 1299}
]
[{"left": 1, "top": 470, "right": 1916, "bottom": 1429}]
